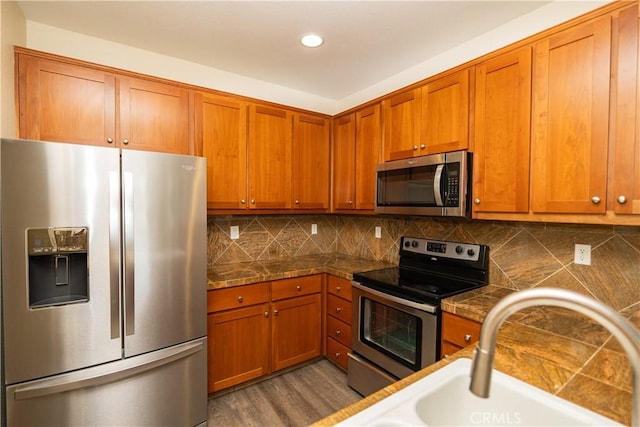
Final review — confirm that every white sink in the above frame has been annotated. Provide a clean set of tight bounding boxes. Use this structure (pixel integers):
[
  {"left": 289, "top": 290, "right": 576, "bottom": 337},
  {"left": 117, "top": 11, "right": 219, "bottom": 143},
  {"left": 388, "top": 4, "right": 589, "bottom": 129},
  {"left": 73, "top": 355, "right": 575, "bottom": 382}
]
[{"left": 338, "top": 358, "right": 621, "bottom": 426}]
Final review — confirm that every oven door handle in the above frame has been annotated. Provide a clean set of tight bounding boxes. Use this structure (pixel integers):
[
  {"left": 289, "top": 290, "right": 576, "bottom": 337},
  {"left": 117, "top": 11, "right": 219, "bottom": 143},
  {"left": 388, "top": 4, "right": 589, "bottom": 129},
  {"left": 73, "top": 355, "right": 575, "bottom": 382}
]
[{"left": 351, "top": 281, "right": 438, "bottom": 314}]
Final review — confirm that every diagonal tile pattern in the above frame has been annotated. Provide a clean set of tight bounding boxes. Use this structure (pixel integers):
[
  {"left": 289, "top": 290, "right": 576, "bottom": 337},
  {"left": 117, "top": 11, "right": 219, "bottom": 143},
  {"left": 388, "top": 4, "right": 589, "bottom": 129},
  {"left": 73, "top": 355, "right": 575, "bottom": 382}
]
[{"left": 208, "top": 215, "right": 640, "bottom": 310}]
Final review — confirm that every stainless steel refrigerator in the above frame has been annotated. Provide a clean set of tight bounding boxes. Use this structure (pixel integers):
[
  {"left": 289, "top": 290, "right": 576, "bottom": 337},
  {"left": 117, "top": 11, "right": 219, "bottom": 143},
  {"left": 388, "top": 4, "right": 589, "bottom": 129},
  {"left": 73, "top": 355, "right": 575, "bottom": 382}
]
[{"left": 0, "top": 138, "right": 207, "bottom": 426}]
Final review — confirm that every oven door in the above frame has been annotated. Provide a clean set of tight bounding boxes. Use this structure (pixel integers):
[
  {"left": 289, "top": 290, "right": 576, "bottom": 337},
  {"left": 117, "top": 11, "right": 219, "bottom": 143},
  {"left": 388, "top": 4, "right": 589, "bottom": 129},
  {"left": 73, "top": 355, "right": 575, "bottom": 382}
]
[{"left": 351, "top": 282, "right": 440, "bottom": 380}]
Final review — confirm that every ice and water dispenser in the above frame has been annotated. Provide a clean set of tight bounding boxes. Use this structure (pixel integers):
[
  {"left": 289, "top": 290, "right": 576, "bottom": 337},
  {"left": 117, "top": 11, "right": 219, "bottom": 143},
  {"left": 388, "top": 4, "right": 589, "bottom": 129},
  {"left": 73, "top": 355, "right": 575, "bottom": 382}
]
[{"left": 27, "top": 227, "right": 89, "bottom": 308}]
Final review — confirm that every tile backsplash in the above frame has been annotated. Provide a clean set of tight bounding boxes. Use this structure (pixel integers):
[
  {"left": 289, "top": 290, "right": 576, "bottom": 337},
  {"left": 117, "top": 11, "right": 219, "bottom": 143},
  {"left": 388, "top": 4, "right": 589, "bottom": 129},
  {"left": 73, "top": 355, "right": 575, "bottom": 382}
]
[{"left": 208, "top": 215, "right": 640, "bottom": 311}]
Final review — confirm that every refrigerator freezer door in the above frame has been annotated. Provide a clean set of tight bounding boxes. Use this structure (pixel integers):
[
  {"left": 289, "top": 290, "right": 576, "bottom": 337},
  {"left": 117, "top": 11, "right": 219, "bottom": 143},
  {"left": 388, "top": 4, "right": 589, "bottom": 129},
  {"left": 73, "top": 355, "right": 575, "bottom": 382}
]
[
  {"left": 6, "top": 337, "right": 208, "bottom": 426},
  {"left": 121, "top": 150, "right": 207, "bottom": 357},
  {"left": 1, "top": 139, "right": 122, "bottom": 385}
]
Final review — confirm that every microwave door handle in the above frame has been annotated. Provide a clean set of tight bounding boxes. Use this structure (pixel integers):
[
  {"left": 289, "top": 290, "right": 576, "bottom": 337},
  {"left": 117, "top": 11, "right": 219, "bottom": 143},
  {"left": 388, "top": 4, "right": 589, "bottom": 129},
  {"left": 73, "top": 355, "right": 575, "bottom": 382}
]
[{"left": 434, "top": 164, "right": 444, "bottom": 206}]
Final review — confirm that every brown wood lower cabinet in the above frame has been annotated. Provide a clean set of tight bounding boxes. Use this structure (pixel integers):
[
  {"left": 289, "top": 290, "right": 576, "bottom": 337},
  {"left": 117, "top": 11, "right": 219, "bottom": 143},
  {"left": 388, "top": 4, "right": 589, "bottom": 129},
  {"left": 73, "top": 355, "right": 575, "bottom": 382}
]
[
  {"left": 325, "top": 276, "right": 353, "bottom": 371},
  {"left": 440, "top": 311, "right": 482, "bottom": 359},
  {"left": 207, "top": 275, "right": 322, "bottom": 393}
]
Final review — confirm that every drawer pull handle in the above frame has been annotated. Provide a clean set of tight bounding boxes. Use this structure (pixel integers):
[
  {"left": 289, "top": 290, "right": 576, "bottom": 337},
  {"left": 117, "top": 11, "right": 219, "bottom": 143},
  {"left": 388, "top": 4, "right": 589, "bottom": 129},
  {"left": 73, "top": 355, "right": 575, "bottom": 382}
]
[
  {"left": 336, "top": 307, "right": 342, "bottom": 313},
  {"left": 464, "top": 334, "right": 472, "bottom": 342},
  {"left": 336, "top": 330, "right": 342, "bottom": 335},
  {"left": 237, "top": 296, "right": 243, "bottom": 303},
  {"left": 336, "top": 286, "right": 342, "bottom": 291},
  {"left": 273, "top": 310, "right": 279, "bottom": 316},
  {"left": 296, "top": 285, "right": 301, "bottom": 291},
  {"left": 335, "top": 352, "right": 341, "bottom": 358},
  {"left": 264, "top": 312, "right": 269, "bottom": 318}
]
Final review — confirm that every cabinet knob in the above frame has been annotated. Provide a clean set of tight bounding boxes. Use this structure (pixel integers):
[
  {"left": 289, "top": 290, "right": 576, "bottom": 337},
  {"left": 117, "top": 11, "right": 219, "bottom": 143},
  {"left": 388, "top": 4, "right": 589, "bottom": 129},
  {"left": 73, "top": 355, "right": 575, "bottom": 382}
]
[
  {"left": 336, "top": 307, "right": 342, "bottom": 313},
  {"left": 348, "top": 200, "right": 353, "bottom": 205},
  {"left": 336, "top": 286, "right": 342, "bottom": 292},
  {"left": 336, "top": 330, "right": 342, "bottom": 336},
  {"left": 264, "top": 311, "right": 269, "bottom": 318},
  {"left": 591, "top": 196, "right": 601, "bottom": 205},
  {"left": 295, "top": 200, "right": 299, "bottom": 204},
  {"left": 122, "top": 139, "right": 129, "bottom": 145},
  {"left": 464, "top": 334, "right": 472, "bottom": 342},
  {"left": 273, "top": 310, "right": 279, "bottom": 316},
  {"left": 617, "top": 195, "right": 627, "bottom": 204},
  {"left": 474, "top": 198, "right": 481, "bottom": 205},
  {"left": 107, "top": 137, "right": 113, "bottom": 144},
  {"left": 335, "top": 352, "right": 341, "bottom": 358},
  {"left": 241, "top": 199, "right": 246, "bottom": 204},
  {"left": 420, "top": 144, "right": 426, "bottom": 149},
  {"left": 237, "top": 296, "right": 243, "bottom": 303},
  {"left": 413, "top": 145, "right": 418, "bottom": 151},
  {"left": 296, "top": 285, "right": 302, "bottom": 291},
  {"left": 251, "top": 199, "right": 256, "bottom": 204}
]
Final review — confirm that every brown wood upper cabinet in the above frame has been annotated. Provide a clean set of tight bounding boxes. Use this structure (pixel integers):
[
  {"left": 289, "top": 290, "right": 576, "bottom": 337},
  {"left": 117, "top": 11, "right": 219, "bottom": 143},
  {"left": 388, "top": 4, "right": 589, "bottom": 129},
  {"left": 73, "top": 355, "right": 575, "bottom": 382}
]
[
  {"left": 473, "top": 47, "right": 532, "bottom": 214},
  {"left": 531, "top": 15, "right": 612, "bottom": 214},
  {"left": 292, "top": 114, "right": 330, "bottom": 210},
  {"left": 332, "top": 104, "right": 381, "bottom": 211},
  {"left": 195, "top": 93, "right": 248, "bottom": 210},
  {"left": 421, "top": 68, "right": 470, "bottom": 155},
  {"left": 17, "top": 51, "right": 191, "bottom": 155},
  {"left": 382, "top": 68, "right": 470, "bottom": 161}
]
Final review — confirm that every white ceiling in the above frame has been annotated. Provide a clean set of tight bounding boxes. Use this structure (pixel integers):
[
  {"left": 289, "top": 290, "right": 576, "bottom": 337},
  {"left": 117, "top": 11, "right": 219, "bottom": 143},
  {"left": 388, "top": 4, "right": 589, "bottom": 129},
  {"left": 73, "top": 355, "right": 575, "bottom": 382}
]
[{"left": 16, "top": 1, "right": 611, "bottom": 108}]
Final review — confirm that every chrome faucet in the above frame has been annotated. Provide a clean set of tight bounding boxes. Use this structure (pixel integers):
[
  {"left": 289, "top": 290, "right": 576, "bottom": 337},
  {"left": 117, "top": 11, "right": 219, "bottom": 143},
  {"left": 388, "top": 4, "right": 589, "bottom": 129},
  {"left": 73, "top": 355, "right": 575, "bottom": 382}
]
[{"left": 470, "top": 287, "right": 640, "bottom": 427}]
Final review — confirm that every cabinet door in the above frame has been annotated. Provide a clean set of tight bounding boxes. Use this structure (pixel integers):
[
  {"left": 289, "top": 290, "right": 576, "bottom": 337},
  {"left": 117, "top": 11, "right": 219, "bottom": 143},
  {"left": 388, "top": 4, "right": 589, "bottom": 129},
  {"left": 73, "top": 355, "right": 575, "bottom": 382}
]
[
  {"left": 355, "top": 104, "right": 381, "bottom": 210},
  {"left": 195, "top": 93, "right": 248, "bottom": 210},
  {"left": 531, "top": 16, "right": 611, "bottom": 213},
  {"left": 119, "top": 77, "right": 191, "bottom": 155},
  {"left": 207, "top": 303, "right": 270, "bottom": 393},
  {"left": 422, "top": 68, "right": 470, "bottom": 154},
  {"left": 611, "top": 5, "right": 640, "bottom": 215},
  {"left": 292, "top": 114, "right": 330, "bottom": 209},
  {"left": 248, "top": 105, "right": 293, "bottom": 209},
  {"left": 333, "top": 114, "right": 356, "bottom": 210},
  {"left": 383, "top": 89, "right": 422, "bottom": 160},
  {"left": 473, "top": 47, "right": 532, "bottom": 213},
  {"left": 271, "top": 294, "right": 321, "bottom": 372},
  {"left": 17, "top": 54, "right": 116, "bottom": 147}
]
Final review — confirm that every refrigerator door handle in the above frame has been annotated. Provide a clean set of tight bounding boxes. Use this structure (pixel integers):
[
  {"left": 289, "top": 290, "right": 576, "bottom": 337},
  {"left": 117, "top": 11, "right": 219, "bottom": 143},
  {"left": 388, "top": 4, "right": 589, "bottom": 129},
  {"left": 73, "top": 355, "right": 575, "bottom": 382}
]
[
  {"left": 12, "top": 339, "right": 204, "bottom": 400},
  {"left": 109, "top": 171, "right": 121, "bottom": 339},
  {"left": 123, "top": 171, "right": 135, "bottom": 336}
]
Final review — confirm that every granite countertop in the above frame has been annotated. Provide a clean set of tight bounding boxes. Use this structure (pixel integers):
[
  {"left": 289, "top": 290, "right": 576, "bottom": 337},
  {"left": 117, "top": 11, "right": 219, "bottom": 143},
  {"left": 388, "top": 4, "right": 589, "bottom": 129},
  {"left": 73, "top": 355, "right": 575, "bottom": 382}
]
[{"left": 208, "top": 254, "right": 636, "bottom": 425}]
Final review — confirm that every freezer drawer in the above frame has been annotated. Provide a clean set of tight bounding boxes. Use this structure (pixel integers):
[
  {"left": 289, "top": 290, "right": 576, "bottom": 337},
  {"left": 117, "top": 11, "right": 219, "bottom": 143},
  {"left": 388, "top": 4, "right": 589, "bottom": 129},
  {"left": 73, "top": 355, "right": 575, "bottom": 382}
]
[{"left": 6, "top": 337, "right": 208, "bottom": 427}]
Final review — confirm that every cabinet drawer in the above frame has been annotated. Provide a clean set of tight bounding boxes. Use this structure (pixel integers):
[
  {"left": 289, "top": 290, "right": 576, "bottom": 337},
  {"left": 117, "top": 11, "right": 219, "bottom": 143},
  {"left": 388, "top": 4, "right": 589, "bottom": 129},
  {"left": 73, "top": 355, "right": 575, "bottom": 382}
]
[
  {"left": 327, "top": 294, "right": 352, "bottom": 324},
  {"left": 271, "top": 275, "right": 322, "bottom": 301},
  {"left": 327, "top": 315, "right": 352, "bottom": 347},
  {"left": 327, "top": 275, "right": 352, "bottom": 301},
  {"left": 441, "top": 312, "right": 482, "bottom": 348},
  {"left": 207, "top": 282, "right": 270, "bottom": 313},
  {"left": 326, "top": 337, "right": 350, "bottom": 371}
]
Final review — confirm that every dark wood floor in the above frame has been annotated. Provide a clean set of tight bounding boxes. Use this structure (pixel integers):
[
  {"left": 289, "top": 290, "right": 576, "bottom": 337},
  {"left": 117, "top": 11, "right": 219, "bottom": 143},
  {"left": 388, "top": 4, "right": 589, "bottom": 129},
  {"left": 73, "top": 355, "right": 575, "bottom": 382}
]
[{"left": 208, "top": 359, "right": 363, "bottom": 426}]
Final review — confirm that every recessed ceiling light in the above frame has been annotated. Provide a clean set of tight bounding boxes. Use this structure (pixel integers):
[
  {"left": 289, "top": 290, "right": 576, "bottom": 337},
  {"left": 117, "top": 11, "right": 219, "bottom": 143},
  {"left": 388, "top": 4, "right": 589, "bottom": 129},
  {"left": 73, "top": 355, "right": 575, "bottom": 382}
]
[{"left": 301, "top": 33, "right": 323, "bottom": 48}]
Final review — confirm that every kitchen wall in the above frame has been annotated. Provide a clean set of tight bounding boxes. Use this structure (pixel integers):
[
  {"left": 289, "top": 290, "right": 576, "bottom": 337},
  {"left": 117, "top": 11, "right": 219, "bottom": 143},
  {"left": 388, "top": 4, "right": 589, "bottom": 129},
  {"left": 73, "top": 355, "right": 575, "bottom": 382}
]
[
  {"left": 0, "top": 1, "right": 26, "bottom": 138},
  {"left": 208, "top": 215, "right": 640, "bottom": 312}
]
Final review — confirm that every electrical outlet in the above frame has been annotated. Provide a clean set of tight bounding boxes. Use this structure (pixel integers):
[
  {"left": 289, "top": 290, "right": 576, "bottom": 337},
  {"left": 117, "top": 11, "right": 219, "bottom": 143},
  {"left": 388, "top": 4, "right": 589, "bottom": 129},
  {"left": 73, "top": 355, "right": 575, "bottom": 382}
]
[
  {"left": 574, "top": 244, "right": 591, "bottom": 265},
  {"left": 375, "top": 226, "right": 382, "bottom": 239},
  {"left": 230, "top": 225, "right": 240, "bottom": 240},
  {"left": 311, "top": 224, "right": 318, "bottom": 235}
]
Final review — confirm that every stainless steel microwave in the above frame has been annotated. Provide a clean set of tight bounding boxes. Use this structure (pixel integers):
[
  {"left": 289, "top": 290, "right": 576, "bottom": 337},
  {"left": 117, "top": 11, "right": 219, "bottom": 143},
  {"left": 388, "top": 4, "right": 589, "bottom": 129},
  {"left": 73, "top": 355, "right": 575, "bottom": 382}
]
[{"left": 375, "top": 150, "right": 471, "bottom": 217}]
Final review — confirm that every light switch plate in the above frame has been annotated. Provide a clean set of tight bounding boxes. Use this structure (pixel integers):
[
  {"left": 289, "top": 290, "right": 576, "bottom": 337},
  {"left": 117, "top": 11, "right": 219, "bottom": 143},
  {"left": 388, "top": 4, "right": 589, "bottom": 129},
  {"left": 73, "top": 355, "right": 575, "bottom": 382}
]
[
  {"left": 574, "top": 244, "right": 591, "bottom": 265},
  {"left": 375, "top": 226, "right": 382, "bottom": 239},
  {"left": 311, "top": 224, "right": 318, "bottom": 235},
  {"left": 230, "top": 225, "right": 240, "bottom": 240}
]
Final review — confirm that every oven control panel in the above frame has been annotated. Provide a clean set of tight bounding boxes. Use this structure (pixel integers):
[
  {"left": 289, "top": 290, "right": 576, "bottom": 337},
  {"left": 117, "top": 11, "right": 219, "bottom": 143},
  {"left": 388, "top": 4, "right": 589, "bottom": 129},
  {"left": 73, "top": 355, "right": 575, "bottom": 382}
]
[{"left": 402, "top": 237, "right": 481, "bottom": 261}]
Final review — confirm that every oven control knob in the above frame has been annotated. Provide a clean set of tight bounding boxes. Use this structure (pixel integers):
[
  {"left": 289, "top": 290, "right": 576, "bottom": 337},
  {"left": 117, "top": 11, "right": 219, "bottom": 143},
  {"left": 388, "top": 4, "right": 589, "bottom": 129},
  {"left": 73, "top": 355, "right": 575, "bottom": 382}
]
[
  {"left": 467, "top": 248, "right": 475, "bottom": 257},
  {"left": 411, "top": 241, "right": 419, "bottom": 248},
  {"left": 404, "top": 241, "right": 411, "bottom": 247},
  {"left": 455, "top": 245, "right": 464, "bottom": 254}
]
